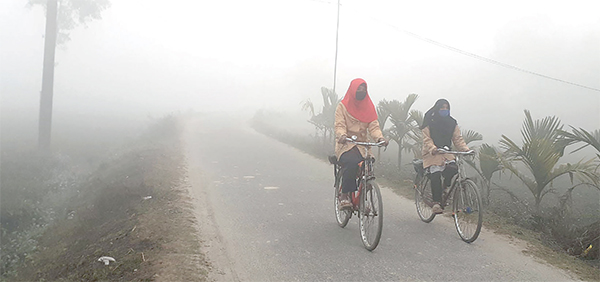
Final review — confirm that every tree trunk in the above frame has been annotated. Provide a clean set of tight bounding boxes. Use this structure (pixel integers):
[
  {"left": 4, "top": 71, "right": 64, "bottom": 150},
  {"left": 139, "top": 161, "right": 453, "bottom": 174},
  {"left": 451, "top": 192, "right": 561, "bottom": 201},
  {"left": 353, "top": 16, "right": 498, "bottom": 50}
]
[
  {"left": 534, "top": 196, "right": 542, "bottom": 216},
  {"left": 397, "top": 143, "right": 402, "bottom": 170},
  {"left": 38, "top": 0, "right": 58, "bottom": 151},
  {"left": 484, "top": 179, "right": 491, "bottom": 206}
]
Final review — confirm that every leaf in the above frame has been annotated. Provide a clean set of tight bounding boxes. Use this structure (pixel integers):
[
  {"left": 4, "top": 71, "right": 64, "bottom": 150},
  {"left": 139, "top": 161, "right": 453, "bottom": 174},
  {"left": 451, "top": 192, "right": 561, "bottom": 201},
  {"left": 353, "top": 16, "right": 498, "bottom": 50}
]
[
  {"left": 462, "top": 129, "right": 483, "bottom": 146},
  {"left": 568, "top": 171, "right": 574, "bottom": 184},
  {"left": 498, "top": 110, "right": 598, "bottom": 209},
  {"left": 30, "top": 0, "right": 111, "bottom": 45},
  {"left": 559, "top": 127, "right": 600, "bottom": 154}
]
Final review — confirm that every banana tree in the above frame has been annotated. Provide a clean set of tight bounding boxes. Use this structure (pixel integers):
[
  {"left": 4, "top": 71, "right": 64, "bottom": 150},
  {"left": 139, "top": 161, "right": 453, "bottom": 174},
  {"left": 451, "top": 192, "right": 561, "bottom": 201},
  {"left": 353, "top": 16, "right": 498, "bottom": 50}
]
[
  {"left": 499, "top": 110, "right": 599, "bottom": 214},
  {"left": 301, "top": 87, "right": 340, "bottom": 145}
]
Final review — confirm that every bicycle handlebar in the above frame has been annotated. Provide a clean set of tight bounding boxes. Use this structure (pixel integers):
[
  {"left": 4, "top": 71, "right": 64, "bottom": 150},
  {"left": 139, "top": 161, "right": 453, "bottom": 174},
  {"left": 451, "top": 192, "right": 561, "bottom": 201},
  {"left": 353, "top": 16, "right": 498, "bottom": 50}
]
[
  {"left": 437, "top": 148, "right": 475, "bottom": 155},
  {"left": 345, "top": 137, "right": 386, "bottom": 147}
]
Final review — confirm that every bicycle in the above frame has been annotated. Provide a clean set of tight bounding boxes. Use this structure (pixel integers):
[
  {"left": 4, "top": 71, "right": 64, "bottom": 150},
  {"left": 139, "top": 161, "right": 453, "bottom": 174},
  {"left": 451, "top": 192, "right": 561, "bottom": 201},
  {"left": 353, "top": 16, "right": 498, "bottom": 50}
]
[
  {"left": 412, "top": 148, "right": 483, "bottom": 243},
  {"left": 328, "top": 136, "right": 385, "bottom": 251}
]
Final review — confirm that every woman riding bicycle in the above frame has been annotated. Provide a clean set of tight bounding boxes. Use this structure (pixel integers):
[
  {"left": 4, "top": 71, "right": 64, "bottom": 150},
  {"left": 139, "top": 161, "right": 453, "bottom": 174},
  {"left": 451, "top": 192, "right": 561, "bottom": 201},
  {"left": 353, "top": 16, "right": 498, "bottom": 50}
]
[
  {"left": 420, "top": 99, "right": 471, "bottom": 214},
  {"left": 335, "top": 78, "right": 388, "bottom": 209}
]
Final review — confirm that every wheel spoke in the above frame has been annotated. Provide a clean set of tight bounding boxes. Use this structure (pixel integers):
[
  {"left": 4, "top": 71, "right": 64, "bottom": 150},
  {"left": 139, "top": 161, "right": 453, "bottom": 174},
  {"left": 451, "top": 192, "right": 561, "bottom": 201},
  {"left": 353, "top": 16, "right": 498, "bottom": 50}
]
[
  {"left": 334, "top": 176, "right": 351, "bottom": 228},
  {"left": 416, "top": 177, "right": 435, "bottom": 223},
  {"left": 359, "top": 181, "right": 383, "bottom": 251},
  {"left": 453, "top": 180, "right": 482, "bottom": 243}
]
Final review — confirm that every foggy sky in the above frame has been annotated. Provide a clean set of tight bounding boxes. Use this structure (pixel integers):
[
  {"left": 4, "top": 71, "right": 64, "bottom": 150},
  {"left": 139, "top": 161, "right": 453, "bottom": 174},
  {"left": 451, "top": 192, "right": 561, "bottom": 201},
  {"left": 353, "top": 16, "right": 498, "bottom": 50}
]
[{"left": 2, "top": 0, "right": 599, "bottom": 146}]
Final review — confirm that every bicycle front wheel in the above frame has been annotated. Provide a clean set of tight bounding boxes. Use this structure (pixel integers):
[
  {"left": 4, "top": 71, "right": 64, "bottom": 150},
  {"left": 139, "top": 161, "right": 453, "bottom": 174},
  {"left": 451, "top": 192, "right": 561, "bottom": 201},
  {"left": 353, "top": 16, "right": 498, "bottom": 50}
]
[
  {"left": 415, "top": 177, "right": 435, "bottom": 223},
  {"left": 452, "top": 179, "right": 483, "bottom": 243},
  {"left": 359, "top": 180, "right": 383, "bottom": 251},
  {"left": 334, "top": 176, "right": 352, "bottom": 228}
]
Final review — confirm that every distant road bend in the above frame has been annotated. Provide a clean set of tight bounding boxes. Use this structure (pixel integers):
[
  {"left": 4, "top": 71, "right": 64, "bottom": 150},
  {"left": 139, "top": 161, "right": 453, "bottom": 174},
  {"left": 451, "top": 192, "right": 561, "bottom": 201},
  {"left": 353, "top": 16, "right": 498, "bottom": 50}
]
[{"left": 183, "top": 114, "right": 576, "bottom": 281}]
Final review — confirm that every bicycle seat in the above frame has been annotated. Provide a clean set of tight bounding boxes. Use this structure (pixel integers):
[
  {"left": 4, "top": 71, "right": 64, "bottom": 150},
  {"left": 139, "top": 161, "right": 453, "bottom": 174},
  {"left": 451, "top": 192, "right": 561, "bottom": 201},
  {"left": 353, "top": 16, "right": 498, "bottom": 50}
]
[{"left": 328, "top": 155, "right": 339, "bottom": 165}]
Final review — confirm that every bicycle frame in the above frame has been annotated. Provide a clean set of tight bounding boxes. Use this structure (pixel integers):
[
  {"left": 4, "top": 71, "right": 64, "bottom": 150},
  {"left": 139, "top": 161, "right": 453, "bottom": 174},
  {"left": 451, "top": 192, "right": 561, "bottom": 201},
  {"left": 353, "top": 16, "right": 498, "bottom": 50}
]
[
  {"left": 351, "top": 156, "right": 376, "bottom": 208},
  {"left": 332, "top": 137, "right": 387, "bottom": 250},
  {"left": 416, "top": 149, "right": 475, "bottom": 208},
  {"left": 333, "top": 154, "right": 376, "bottom": 210},
  {"left": 413, "top": 148, "right": 482, "bottom": 242},
  {"left": 442, "top": 149, "right": 474, "bottom": 205},
  {"left": 335, "top": 138, "right": 384, "bottom": 211}
]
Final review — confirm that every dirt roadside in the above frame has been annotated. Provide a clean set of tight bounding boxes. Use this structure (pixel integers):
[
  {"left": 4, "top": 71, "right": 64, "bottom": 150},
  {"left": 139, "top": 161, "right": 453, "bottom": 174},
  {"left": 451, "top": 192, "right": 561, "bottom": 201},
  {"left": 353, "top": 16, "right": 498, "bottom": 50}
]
[{"left": 5, "top": 116, "right": 212, "bottom": 281}]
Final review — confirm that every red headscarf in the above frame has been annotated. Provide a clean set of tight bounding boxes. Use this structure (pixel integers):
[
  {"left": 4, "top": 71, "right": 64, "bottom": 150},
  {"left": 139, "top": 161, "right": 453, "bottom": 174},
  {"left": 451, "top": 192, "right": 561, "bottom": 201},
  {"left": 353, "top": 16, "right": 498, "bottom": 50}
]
[{"left": 340, "top": 78, "right": 378, "bottom": 123}]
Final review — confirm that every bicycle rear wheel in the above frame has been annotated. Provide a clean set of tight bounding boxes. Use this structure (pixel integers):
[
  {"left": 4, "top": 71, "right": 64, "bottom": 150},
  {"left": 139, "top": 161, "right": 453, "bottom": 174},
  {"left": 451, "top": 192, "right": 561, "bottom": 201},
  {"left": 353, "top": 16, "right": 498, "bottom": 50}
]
[
  {"left": 334, "top": 175, "right": 352, "bottom": 228},
  {"left": 452, "top": 179, "right": 483, "bottom": 243},
  {"left": 415, "top": 177, "right": 436, "bottom": 223},
  {"left": 359, "top": 180, "right": 383, "bottom": 251}
]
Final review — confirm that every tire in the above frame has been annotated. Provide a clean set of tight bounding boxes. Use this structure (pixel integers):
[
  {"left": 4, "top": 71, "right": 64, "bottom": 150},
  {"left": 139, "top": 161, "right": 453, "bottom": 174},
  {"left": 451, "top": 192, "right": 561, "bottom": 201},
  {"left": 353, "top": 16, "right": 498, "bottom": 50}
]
[
  {"left": 334, "top": 173, "right": 352, "bottom": 228},
  {"left": 359, "top": 180, "right": 383, "bottom": 251},
  {"left": 415, "top": 177, "right": 436, "bottom": 223},
  {"left": 452, "top": 179, "right": 483, "bottom": 243}
]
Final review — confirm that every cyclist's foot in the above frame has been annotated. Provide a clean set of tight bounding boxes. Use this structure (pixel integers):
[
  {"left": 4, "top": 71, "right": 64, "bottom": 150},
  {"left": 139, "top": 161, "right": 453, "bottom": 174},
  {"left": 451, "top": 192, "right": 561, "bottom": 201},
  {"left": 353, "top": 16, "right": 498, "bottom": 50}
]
[
  {"left": 340, "top": 200, "right": 352, "bottom": 209},
  {"left": 432, "top": 203, "right": 443, "bottom": 214},
  {"left": 339, "top": 193, "right": 352, "bottom": 209}
]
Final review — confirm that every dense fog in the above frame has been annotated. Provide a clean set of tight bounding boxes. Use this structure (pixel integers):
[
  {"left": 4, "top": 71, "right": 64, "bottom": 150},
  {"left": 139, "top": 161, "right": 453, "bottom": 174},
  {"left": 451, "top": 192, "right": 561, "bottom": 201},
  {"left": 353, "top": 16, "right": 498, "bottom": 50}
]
[
  {"left": 2, "top": 0, "right": 599, "bottom": 146},
  {"left": 1, "top": 1, "right": 600, "bottom": 279}
]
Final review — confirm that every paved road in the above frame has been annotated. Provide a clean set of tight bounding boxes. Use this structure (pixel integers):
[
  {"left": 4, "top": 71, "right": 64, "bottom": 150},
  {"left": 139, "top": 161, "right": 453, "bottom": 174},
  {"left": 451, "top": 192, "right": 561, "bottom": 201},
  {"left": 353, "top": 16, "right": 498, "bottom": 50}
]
[{"left": 184, "top": 114, "right": 575, "bottom": 281}]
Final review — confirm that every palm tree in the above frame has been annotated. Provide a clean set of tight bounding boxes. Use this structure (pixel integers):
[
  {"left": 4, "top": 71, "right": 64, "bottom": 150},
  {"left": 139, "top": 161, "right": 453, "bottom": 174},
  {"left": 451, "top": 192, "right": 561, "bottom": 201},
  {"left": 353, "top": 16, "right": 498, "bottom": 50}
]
[
  {"left": 376, "top": 100, "right": 392, "bottom": 161},
  {"left": 461, "top": 129, "right": 483, "bottom": 148},
  {"left": 384, "top": 94, "right": 419, "bottom": 168},
  {"left": 556, "top": 126, "right": 600, "bottom": 217},
  {"left": 403, "top": 110, "right": 424, "bottom": 159},
  {"left": 560, "top": 127, "right": 600, "bottom": 152},
  {"left": 376, "top": 99, "right": 392, "bottom": 131},
  {"left": 499, "top": 110, "right": 599, "bottom": 214},
  {"left": 456, "top": 129, "right": 501, "bottom": 205},
  {"left": 464, "top": 143, "right": 503, "bottom": 205},
  {"left": 559, "top": 127, "right": 600, "bottom": 163}
]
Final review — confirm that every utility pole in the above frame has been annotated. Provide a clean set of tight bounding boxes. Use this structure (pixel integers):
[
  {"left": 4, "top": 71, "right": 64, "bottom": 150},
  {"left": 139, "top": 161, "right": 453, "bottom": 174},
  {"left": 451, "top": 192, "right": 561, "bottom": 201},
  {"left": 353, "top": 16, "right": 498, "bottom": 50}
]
[
  {"left": 332, "top": 0, "right": 340, "bottom": 95},
  {"left": 38, "top": 0, "right": 58, "bottom": 151}
]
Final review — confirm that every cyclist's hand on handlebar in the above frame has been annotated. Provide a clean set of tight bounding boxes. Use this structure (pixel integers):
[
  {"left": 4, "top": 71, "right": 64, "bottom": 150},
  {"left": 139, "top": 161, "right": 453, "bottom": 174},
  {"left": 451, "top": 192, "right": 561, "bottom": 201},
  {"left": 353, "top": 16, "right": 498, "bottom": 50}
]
[
  {"left": 433, "top": 146, "right": 449, "bottom": 155},
  {"left": 377, "top": 138, "right": 389, "bottom": 147},
  {"left": 338, "top": 134, "right": 348, "bottom": 144}
]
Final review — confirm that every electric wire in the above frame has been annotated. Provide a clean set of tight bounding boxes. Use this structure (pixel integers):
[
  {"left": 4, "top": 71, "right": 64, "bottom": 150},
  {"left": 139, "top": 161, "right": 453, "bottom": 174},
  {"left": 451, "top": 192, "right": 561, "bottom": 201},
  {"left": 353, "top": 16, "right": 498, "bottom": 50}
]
[{"left": 307, "top": 0, "right": 600, "bottom": 92}]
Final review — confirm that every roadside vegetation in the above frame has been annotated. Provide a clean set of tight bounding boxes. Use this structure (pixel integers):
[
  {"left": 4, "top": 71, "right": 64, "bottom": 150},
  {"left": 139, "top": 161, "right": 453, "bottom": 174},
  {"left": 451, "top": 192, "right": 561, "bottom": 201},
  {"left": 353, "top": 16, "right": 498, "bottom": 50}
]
[
  {"left": 1, "top": 115, "right": 209, "bottom": 281},
  {"left": 254, "top": 88, "right": 600, "bottom": 280}
]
